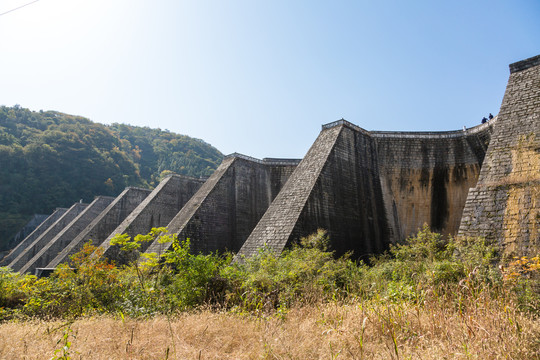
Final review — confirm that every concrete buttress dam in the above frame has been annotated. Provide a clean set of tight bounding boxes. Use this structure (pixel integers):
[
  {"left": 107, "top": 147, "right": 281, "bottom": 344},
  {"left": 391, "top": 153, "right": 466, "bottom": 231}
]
[
  {"left": 100, "top": 174, "right": 204, "bottom": 263},
  {"left": 46, "top": 187, "right": 152, "bottom": 268},
  {"left": 5, "top": 54, "right": 539, "bottom": 273},
  {"left": 0, "top": 208, "right": 67, "bottom": 266},
  {"left": 145, "top": 154, "right": 299, "bottom": 256}
]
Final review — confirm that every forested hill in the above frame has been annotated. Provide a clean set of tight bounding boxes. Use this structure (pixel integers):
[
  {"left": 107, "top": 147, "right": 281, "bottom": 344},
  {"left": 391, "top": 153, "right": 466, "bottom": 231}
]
[{"left": 0, "top": 105, "right": 224, "bottom": 250}]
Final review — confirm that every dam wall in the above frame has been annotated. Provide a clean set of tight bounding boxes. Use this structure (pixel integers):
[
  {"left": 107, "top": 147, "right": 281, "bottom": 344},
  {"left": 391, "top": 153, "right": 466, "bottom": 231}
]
[
  {"left": 145, "top": 154, "right": 299, "bottom": 255},
  {"left": 6, "top": 54, "right": 539, "bottom": 271},
  {"left": 46, "top": 187, "right": 151, "bottom": 268},
  {"left": 373, "top": 121, "right": 494, "bottom": 242},
  {"left": 0, "top": 208, "right": 67, "bottom": 266},
  {"left": 238, "top": 118, "right": 496, "bottom": 259},
  {"left": 459, "top": 55, "right": 540, "bottom": 255},
  {"left": 100, "top": 174, "right": 204, "bottom": 262},
  {"left": 8, "top": 202, "right": 88, "bottom": 272}
]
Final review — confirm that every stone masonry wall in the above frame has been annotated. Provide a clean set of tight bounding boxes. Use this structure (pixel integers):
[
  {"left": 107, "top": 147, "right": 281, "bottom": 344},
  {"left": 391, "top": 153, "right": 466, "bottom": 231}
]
[{"left": 459, "top": 55, "right": 540, "bottom": 255}]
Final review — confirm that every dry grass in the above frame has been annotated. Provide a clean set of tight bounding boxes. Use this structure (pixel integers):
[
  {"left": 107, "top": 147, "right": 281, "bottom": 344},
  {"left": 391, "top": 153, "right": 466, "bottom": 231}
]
[{"left": 0, "top": 293, "right": 538, "bottom": 360}]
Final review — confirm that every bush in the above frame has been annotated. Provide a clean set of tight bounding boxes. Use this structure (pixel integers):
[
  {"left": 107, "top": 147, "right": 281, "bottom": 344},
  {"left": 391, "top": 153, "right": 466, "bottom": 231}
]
[
  {"left": 162, "top": 237, "right": 230, "bottom": 310},
  {"left": 364, "top": 225, "right": 503, "bottom": 303},
  {"left": 227, "top": 230, "right": 363, "bottom": 311},
  {"left": 21, "top": 242, "right": 122, "bottom": 318},
  {"left": 501, "top": 255, "right": 540, "bottom": 313},
  {"left": 1, "top": 226, "right": 537, "bottom": 320}
]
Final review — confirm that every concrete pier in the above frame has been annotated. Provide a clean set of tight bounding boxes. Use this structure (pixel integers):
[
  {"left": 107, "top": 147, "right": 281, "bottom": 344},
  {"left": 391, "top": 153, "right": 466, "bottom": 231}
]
[
  {"left": 19, "top": 196, "right": 115, "bottom": 274},
  {"left": 1, "top": 209, "right": 67, "bottom": 266},
  {"left": 46, "top": 187, "right": 151, "bottom": 268},
  {"left": 100, "top": 175, "right": 204, "bottom": 262},
  {"left": 9, "top": 202, "right": 88, "bottom": 272}
]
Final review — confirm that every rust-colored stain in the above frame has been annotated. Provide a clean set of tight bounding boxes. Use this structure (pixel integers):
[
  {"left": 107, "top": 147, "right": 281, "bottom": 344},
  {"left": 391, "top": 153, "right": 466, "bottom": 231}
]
[
  {"left": 388, "top": 164, "right": 480, "bottom": 239},
  {"left": 503, "top": 133, "right": 540, "bottom": 254}
]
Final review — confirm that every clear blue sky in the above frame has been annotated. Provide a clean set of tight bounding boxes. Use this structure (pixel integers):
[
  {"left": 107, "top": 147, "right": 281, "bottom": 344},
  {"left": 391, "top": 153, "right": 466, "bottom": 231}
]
[{"left": 1, "top": 0, "right": 539, "bottom": 159}]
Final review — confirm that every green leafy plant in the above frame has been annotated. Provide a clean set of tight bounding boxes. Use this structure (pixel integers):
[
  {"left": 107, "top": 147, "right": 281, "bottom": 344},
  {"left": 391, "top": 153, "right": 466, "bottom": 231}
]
[
  {"left": 1, "top": 226, "right": 536, "bottom": 321},
  {"left": 226, "top": 230, "right": 362, "bottom": 312},
  {"left": 49, "top": 323, "right": 77, "bottom": 360}
]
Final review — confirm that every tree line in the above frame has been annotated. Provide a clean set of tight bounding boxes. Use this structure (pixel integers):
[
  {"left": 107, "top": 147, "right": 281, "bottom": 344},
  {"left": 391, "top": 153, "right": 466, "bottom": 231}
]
[{"left": 0, "top": 105, "right": 223, "bottom": 250}]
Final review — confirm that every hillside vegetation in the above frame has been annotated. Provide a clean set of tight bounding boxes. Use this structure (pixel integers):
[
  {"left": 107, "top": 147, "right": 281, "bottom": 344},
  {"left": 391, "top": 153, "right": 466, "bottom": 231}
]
[
  {"left": 0, "top": 105, "right": 223, "bottom": 249},
  {"left": 0, "top": 227, "right": 538, "bottom": 358}
]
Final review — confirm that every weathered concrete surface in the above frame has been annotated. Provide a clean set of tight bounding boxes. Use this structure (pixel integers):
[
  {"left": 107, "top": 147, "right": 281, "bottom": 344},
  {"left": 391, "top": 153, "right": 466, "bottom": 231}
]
[
  {"left": 238, "top": 123, "right": 390, "bottom": 259},
  {"left": 10, "top": 54, "right": 539, "bottom": 266},
  {"left": 459, "top": 55, "right": 540, "bottom": 256},
  {"left": 0, "top": 209, "right": 67, "bottom": 266},
  {"left": 373, "top": 121, "right": 494, "bottom": 242},
  {"left": 100, "top": 175, "right": 203, "bottom": 262},
  {"left": 238, "top": 118, "right": 496, "bottom": 260},
  {"left": 144, "top": 154, "right": 299, "bottom": 256},
  {"left": 8, "top": 203, "right": 88, "bottom": 272},
  {"left": 6, "top": 214, "right": 49, "bottom": 250},
  {"left": 19, "top": 196, "right": 114, "bottom": 274},
  {"left": 46, "top": 187, "right": 151, "bottom": 268}
]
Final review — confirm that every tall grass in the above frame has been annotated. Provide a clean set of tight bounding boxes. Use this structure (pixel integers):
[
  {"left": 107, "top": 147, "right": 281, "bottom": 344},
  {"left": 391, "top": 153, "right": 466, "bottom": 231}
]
[
  {"left": 0, "top": 299, "right": 538, "bottom": 359},
  {"left": 0, "top": 226, "right": 538, "bottom": 358}
]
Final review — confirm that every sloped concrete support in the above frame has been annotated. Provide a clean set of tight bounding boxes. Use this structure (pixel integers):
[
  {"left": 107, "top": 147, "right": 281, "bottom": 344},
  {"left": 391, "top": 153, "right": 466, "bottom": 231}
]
[
  {"left": 144, "top": 155, "right": 299, "bottom": 256},
  {"left": 8, "top": 203, "right": 88, "bottom": 272},
  {"left": 46, "top": 187, "right": 151, "bottom": 268},
  {"left": 19, "top": 196, "right": 114, "bottom": 274},
  {"left": 6, "top": 214, "right": 49, "bottom": 250},
  {"left": 238, "top": 122, "right": 390, "bottom": 260},
  {"left": 459, "top": 55, "right": 540, "bottom": 256},
  {"left": 100, "top": 175, "right": 203, "bottom": 262},
  {"left": 0, "top": 208, "right": 67, "bottom": 266}
]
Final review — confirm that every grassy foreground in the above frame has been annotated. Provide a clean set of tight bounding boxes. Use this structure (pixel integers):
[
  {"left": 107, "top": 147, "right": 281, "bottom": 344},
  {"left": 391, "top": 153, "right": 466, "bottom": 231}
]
[
  {"left": 0, "top": 298, "right": 538, "bottom": 359},
  {"left": 0, "top": 226, "right": 539, "bottom": 359}
]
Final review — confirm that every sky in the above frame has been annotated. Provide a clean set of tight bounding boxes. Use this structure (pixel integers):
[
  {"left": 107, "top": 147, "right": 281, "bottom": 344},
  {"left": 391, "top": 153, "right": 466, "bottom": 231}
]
[{"left": 0, "top": 1, "right": 539, "bottom": 159}]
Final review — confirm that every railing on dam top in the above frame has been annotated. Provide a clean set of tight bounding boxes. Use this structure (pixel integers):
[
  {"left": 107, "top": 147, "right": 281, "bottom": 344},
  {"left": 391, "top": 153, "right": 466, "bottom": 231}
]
[
  {"left": 262, "top": 158, "right": 302, "bottom": 166},
  {"left": 224, "top": 152, "right": 301, "bottom": 166},
  {"left": 372, "top": 116, "right": 497, "bottom": 139},
  {"left": 322, "top": 116, "right": 497, "bottom": 139}
]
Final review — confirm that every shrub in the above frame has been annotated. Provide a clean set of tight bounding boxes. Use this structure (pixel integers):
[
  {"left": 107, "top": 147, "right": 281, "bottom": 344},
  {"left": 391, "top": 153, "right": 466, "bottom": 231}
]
[
  {"left": 364, "top": 225, "right": 502, "bottom": 303},
  {"left": 226, "top": 230, "right": 363, "bottom": 311},
  {"left": 22, "top": 242, "right": 122, "bottom": 318},
  {"left": 2, "top": 225, "right": 536, "bottom": 320},
  {"left": 162, "top": 236, "right": 230, "bottom": 310},
  {"left": 110, "top": 228, "right": 230, "bottom": 313},
  {"left": 501, "top": 255, "right": 540, "bottom": 313}
]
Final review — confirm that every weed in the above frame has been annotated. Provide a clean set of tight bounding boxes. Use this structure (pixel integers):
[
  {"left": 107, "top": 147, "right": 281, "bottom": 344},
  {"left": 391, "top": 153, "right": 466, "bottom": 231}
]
[{"left": 49, "top": 322, "right": 76, "bottom": 360}]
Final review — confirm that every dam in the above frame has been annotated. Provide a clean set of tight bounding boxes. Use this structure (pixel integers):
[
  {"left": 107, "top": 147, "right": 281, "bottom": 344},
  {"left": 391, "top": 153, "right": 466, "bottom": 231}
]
[{"left": 3, "top": 54, "right": 539, "bottom": 273}]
